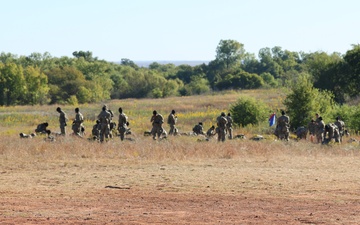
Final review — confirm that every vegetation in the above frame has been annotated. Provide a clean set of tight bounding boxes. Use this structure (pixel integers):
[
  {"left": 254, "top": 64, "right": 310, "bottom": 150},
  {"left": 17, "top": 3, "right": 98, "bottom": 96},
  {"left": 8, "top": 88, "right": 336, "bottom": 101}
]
[{"left": 1, "top": 41, "right": 360, "bottom": 106}]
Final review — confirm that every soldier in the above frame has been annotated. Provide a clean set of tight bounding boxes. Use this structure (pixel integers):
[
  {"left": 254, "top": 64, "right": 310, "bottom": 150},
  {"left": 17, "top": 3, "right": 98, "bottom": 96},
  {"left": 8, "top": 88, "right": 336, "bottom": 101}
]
[
  {"left": 276, "top": 111, "right": 290, "bottom": 141},
  {"left": 307, "top": 119, "right": 316, "bottom": 142},
  {"left": 226, "top": 113, "right": 233, "bottom": 139},
  {"left": 97, "top": 105, "right": 112, "bottom": 142},
  {"left": 217, "top": 112, "right": 228, "bottom": 142},
  {"left": 206, "top": 125, "right": 216, "bottom": 138},
  {"left": 72, "top": 107, "right": 84, "bottom": 136},
  {"left": 192, "top": 122, "right": 205, "bottom": 135},
  {"left": 35, "top": 122, "right": 49, "bottom": 134},
  {"left": 92, "top": 120, "right": 100, "bottom": 141},
  {"left": 324, "top": 123, "right": 341, "bottom": 144},
  {"left": 315, "top": 116, "right": 325, "bottom": 143},
  {"left": 167, "top": 109, "right": 178, "bottom": 136},
  {"left": 150, "top": 110, "right": 164, "bottom": 140},
  {"left": 296, "top": 126, "right": 307, "bottom": 140},
  {"left": 117, "top": 107, "right": 128, "bottom": 141},
  {"left": 56, "top": 107, "right": 68, "bottom": 135},
  {"left": 334, "top": 116, "right": 345, "bottom": 142}
]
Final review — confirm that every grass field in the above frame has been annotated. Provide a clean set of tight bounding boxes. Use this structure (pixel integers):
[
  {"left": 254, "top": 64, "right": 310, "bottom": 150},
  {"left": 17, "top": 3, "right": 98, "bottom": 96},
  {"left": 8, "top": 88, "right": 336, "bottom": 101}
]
[{"left": 1, "top": 89, "right": 360, "bottom": 224}]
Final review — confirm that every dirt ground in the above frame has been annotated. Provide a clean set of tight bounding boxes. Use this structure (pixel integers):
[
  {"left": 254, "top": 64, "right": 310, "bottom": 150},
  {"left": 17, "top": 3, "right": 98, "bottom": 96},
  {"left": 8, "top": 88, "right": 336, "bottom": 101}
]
[{"left": 1, "top": 138, "right": 360, "bottom": 224}]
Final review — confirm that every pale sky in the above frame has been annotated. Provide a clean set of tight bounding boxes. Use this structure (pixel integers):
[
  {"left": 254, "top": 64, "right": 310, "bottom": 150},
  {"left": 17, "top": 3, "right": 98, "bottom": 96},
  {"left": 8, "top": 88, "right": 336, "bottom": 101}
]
[{"left": 1, "top": 0, "right": 359, "bottom": 61}]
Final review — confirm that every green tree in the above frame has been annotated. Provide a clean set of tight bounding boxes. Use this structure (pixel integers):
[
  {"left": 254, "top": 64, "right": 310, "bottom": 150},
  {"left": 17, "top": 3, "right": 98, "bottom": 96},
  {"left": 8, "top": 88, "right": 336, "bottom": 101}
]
[
  {"left": 283, "top": 73, "right": 334, "bottom": 129},
  {"left": 23, "top": 66, "right": 49, "bottom": 105},
  {"left": 229, "top": 96, "right": 269, "bottom": 127},
  {"left": 0, "top": 63, "right": 25, "bottom": 105},
  {"left": 215, "top": 39, "right": 246, "bottom": 69}
]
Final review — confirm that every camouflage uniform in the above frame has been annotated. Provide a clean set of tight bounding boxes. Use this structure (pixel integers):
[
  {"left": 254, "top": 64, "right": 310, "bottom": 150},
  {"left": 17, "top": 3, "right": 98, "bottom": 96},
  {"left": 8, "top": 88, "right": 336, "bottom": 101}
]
[
  {"left": 296, "top": 126, "right": 307, "bottom": 139},
  {"left": 307, "top": 120, "right": 316, "bottom": 142},
  {"left": 72, "top": 108, "right": 84, "bottom": 136},
  {"left": 226, "top": 113, "right": 233, "bottom": 139},
  {"left": 167, "top": 110, "right": 178, "bottom": 136},
  {"left": 57, "top": 107, "right": 68, "bottom": 135},
  {"left": 193, "top": 123, "right": 205, "bottom": 135},
  {"left": 315, "top": 117, "right": 325, "bottom": 143},
  {"left": 92, "top": 120, "right": 100, "bottom": 140},
  {"left": 334, "top": 117, "right": 345, "bottom": 142},
  {"left": 276, "top": 111, "right": 290, "bottom": 141},
  {"left": 151, "top": 110, "right": 164, "bottom": 140},
  {"left": 117, "top": 107, "right": 128, "bottom": 141},
  {"left": 324, "top": 123, "right": 340, "bottom": 143},
  {"left": 97, "top": 106, "right": 112, "bottom": 142},
  {"left": 206, "top": 126, "right": 216, "bottom": 138},
  {"left": 217, "top": 112, "right": 228, "bottom": 142},
  {"left": 35, "top": 122, "right": 49, "bottom": 134}
]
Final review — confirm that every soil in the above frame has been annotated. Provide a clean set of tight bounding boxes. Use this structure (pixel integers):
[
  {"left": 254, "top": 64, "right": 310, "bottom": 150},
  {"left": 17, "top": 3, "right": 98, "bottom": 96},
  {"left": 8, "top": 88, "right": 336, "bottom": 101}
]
[{"left": 1, "top": 157, "right": 360, "bottom": 225}]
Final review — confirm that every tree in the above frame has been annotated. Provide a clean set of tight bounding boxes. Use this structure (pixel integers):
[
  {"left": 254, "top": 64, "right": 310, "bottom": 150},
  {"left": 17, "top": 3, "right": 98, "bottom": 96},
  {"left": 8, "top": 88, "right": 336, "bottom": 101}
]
[
  {"left": 215, "top": 39, "right": 246, "bottom": 69},
  {"left": 23, "top": 66, "right": 50, "bottom": 105},
  {"left": 0, "top": 63, "right": 25, "bottom": 105},
  {"left": 341, "top": 44, "right": 360, "bottom": 98},
  {"left": 121, "top": 58, "right": 139, "bottom": 69},
  {"left": 72, "top": 51, "right": 97, "bottom": 61},
  {"left": 229, "top": 96, "right": 269, "bottom": 127},
  {"left": 283, "top": 73, "right": 334, "bottom": 129}
]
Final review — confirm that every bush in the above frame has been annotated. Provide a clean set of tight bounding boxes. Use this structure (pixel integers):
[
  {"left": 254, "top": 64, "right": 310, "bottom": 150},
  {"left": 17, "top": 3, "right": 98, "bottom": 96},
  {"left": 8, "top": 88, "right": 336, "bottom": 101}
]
[{"left": 229, "top": 96, "right": 269, "bottom": 127}]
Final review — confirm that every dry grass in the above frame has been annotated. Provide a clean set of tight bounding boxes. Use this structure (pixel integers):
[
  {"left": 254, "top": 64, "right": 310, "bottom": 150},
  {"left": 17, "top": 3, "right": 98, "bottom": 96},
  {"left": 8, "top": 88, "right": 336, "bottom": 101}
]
[{"left": 1, "top": 89, "right": 360, "bottom": 224}]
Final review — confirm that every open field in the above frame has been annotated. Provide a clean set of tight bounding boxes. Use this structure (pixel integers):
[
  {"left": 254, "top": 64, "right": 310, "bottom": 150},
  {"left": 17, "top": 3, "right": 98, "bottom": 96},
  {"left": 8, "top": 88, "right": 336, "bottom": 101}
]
[{"left": 1, "top": 89, "right": 360, "bottom": 224}]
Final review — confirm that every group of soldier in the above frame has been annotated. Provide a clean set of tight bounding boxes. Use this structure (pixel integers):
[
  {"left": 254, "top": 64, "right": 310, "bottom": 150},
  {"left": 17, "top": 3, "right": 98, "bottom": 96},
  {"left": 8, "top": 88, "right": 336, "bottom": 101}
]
[
  {"left": 191, "top": 112, "right": 233, "bottom": 142},
  {"left": 29, "top": 106, "right": 234, "bottom": 143},
  {"left": 275, "top": 111, "right": 347, "bottom": 144}
]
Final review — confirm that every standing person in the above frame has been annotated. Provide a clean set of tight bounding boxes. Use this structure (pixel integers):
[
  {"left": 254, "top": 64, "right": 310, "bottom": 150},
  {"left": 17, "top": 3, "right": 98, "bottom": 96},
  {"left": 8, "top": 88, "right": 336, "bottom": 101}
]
[
  {"left": 226, "top": 113, "right": 233, "bottom": 139},
  {"left": 307, "top": 119, "right": 316, "bottom": 142},
  {"left": 72, "top": 107, "right": 84, "bottom": 136},
  {"left": 56, "top": 107, "right": 68, "bottom": 135},
  {"left": 276, "top": 111, "right": 290, "bottom": 141},
  {"left": 150, "top": 110, "right": 164, "bottom": 140},
  {"left": 97, "top": 105, "right": 112, "bottom": 142},
  {"left": 216, "top": 112, "right": 228, "bottom": 142},
  {"left": 117, "top": 107, "right": 128, "bottom": 141},
  {"left": 334, "top": 116, "right": 345, "bottom": 142},
  {"left": 167, "top": 109, "right": 178, "bottom": 136},
  {"left": 315, "top": 116, "right": 325, "bottom": 143}
]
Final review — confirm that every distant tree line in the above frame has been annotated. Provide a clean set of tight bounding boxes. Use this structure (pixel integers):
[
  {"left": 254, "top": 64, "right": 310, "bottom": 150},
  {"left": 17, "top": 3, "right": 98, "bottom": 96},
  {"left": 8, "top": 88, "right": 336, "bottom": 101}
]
[{"left": 1, "top": 41, "right": 360, "bottom": 106}]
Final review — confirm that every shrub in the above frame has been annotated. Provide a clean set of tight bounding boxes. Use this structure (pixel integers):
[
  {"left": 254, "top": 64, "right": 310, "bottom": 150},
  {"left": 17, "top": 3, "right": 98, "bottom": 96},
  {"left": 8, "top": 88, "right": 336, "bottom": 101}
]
[{"left": 229, "top": 96, "right": 269, "bottom": 127}]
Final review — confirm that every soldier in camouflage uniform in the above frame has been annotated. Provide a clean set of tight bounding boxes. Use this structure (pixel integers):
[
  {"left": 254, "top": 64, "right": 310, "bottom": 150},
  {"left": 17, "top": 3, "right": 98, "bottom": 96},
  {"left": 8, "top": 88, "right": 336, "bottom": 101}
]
[
  {"left": 307, "top": 119, "right": 316, "bottom": 142},
  {"left": 324, "top": 123, "right": 340, "bottom": 144},
  {"left": 117, "top": 107, "right": 128, "bottom": 141},
  {"left": 97, "top": 105, "right": 112, "bottom": 142},
  {"left": 150, "top": 110, "right": 164, "bottom": 140},
  {"left": 226, "top": 113, "right": 233, "bottom": 139},
  {"left": 315, "top": 116, "right": 325, "bottom": 143},
  {"left": 192, "top": 122, "right": 205, "bottom": 135},
  {"left": 206, "top": 125, "right": 216, "bottom": 138},
  {"left": 334, "top": 116, "right": 345, "bottom": 142},
  {"left": 296, "top": 126, "right": 307, "bottom": 140},
  {"left": 57, "top": 107, "right": 68, "bottom": 135},
  {"left": 276, "top": 111, "right": 290, "bottom": 141},
  {"left": 35, "top": 122, "right": 49, "bottom": 134},
  {"left": 72, "top": 107, "right": 84, "bottom": 136},
  {"left": 92, "top": 120, "right": 100, "bottom": 141},
  {"left": 167, "top": 109, "right": 178, "bottom": 136},
  {"left": 217, "top": 112, "right": 228, "bottom": 142}
]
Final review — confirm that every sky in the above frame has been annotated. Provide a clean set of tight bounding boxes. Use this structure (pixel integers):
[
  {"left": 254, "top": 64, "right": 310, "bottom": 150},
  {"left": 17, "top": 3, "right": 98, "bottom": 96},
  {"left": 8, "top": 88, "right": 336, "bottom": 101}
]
[{"left": 1, "top": 0, "right": 359, "bottom": 62}]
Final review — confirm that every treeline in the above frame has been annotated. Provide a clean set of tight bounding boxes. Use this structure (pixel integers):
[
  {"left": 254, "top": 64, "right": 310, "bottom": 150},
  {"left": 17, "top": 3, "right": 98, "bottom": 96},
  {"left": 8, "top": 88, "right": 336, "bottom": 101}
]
[{"left": 0, "top": 40, "right": 359, "bottom": 106}]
